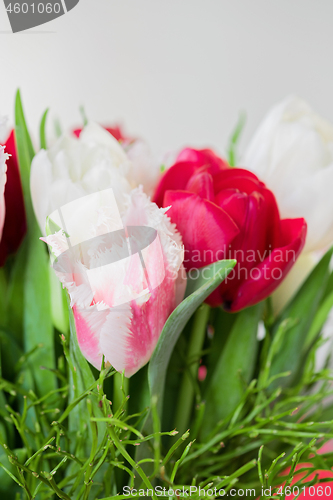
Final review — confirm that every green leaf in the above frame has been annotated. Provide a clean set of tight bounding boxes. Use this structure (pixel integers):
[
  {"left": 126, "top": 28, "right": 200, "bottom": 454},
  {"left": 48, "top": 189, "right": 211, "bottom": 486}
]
[
  {"left": 202, "top": 307, "right": 237, "bottom": 392},
  {"left": 66, "top": 300, "right": 95, "bottom": 436},
  {"left": 15, "top": 90, "right": 55, "bottom": 397},
  {"left": 148, "top": 260, "right": 236, "bottom": 417},
  {"left": 15, "top": 91, "right": 35, "bottom": 177},
  {"left": 39, "top": 108, "right": 49, "bottom": 150},
  {"left": 79, "top": 105, "right": 88, "bottom": 127},
  {"left": 49, "top": 267, "right": 69, "bottom": 335},
  {"left": 305, "top": 290, "right": 333, "bottom": 351},
  {"left": 227, "top": 112, "right": 246, "bottom": 167},
  {"left": 5, "top": 245, "right": 26, "bottom": 344},
  {"left": 269, "top": 246, "right": 333, "bottom": 389},
  {"left": 202, "top": 302, "right": 263, "bottom": 436},
  {"left": 54, "top": 118, "right": 62, "bottom": 138},
  {"left": 0, "top": 449, "right": 27, "bottom": 495},
  {"left": 23, "top": 237, "right": 55, "bottom": 396},
  {"left": 0, "top": 270, "right": 7, "bottom": 328}
]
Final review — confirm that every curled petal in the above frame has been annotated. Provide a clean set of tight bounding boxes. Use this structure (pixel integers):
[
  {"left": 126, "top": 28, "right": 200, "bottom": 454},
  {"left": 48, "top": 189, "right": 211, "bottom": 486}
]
[
  {"left": 176, "top": 148, "right": 229, "bottom": 172},
  {"left": 163, "top": 190, "right": 239, "bottom": 270},
  {"left": 153, "top": 162, "right": 198, "bottom": 207},
  {"left": 228, "top": 218, "right": 307, "bottom": 312},
  {"left": 213, "top": 168, "right": 263, "bottom": 195},
  {"left": 185, "top": 171, "right": 214, "bottom": 201},
  {"left": 153, "top": 150, "right": 227, "bottom": 208}
]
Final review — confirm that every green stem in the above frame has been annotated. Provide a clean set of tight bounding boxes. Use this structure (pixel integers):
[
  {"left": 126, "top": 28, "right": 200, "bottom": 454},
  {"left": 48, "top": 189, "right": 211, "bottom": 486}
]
[
  {"left": 113, "top": 371, "right": 129, "bottom": 414},
  {"left": 174, "top": 303, "right": 210, "bottom": 436}
]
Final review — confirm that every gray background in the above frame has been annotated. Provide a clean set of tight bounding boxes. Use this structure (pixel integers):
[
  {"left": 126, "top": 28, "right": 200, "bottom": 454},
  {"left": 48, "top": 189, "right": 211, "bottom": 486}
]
[{"left": 0, "top": 0, "right": 332, "bottom": 157}]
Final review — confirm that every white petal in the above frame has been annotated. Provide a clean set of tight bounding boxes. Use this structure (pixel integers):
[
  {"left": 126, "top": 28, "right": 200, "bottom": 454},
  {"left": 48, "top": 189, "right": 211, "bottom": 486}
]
[
  {"left": 99, "top": 304, "right": 135, "bottom": 375},
  {"left": 0, "top": 146, "right": 8, "bottom": 240},
  {"left": 80, "top": 122, "right": 129, "bottom": 167},
  {"left": 126, "top": 139, "right": 160, "bottom": 196},
  {"left": 272, "top": 252, "right": 318, "bottom": 314},
  {"left": 243, "top": 95, "right": 333, "bottom": 253},
  {"left": 280, "top": 163, "right": 333, "bottom": 252},
  {"left": 30, "top": 127, "right": 132, "bottom": 235}
]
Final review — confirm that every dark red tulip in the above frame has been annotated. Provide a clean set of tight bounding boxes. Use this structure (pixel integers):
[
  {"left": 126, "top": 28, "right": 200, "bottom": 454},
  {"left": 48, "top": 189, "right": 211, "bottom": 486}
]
[{"left": 0, "top": 131, "right": 27, "bottom": 266}]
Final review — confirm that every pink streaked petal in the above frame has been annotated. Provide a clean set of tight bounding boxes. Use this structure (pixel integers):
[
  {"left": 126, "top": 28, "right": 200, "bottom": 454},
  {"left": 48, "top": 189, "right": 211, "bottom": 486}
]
[
  {"left": 174, "top": 263, "right": 187, "bottom": 307},
  {"left": 99, "top": 303, "right": 135, "bottom": 375},
  {"left": 142, "top": 233, "right": 166, "bottom": 291},
  {"left": 87, "top": 253, "right": 149, "bottom": 308},
  {"left": 73, "top": 305, "right": 109, "bottom": 370},
  {"left": 99, "top": 267, "right": 182, "bottom": 377}
]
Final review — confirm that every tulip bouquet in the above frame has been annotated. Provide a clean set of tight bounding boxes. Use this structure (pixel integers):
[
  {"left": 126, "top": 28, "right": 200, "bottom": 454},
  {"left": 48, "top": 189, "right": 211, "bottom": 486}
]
[{"left": 1, "top": 92, "right": 333, "bottom": 500}]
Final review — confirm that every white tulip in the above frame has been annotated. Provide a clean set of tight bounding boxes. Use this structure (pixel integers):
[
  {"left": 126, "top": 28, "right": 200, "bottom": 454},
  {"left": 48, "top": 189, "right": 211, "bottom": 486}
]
[
  {"left": 243, "top": 96, "right": 333, "bottom": 254},
  {"left": 0, "top": 115, "right": 8, "bottom": 144},
  {"left": 243, "top": 97, "right": 333, "bottom": 313},
  {"left": 125, "top": 139, "right": 161, "bottom": 197},
  {"left": 31, "top": 122, "right": 134, "bottom": 235}
]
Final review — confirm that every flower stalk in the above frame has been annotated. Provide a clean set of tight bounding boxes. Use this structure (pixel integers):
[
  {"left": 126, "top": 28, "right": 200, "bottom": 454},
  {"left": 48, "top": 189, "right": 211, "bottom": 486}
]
[{"left": 174, "top": 303, "right": 210, "bottom": 437}]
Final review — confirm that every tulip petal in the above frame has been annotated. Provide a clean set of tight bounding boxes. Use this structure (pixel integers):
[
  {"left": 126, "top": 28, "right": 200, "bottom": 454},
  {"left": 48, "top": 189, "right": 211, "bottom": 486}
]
[
  {"left": 185, "top": 171, "right": 214, "bottom": 201},
  {"left": 73, "top": 305, "right": 109, "bottom": 369},
  {"left": 100, "top": 275, "right": 179, "bottom": 377},
  {"left": 213, "top": 168, "right": 263, "bottom": 195},
  {"left": 176, "top": 148, "right": 228, "bottom": 172},
  {"left": 73, "top": 125, "right": 127, "bottom": 142},
  {"left": 30, "top": 123, "right": 132, "bottom": 235},
  {"left": 153, "top": 162, "right": 198, "bottom": 207},
  {"left": 153, "top": 151, "right": 227, "bottom": 208},
  {"left": 163, "top": 190, "right": 239, "bottom": 270},
  {"left": 210, "top": 192, "right": 273, "bottom": 307},
  {"left": 215, "top": 189, "right": 248, "bottom": 229},
  {"left": 0, "top": 146, "right": 8, "bottom": 243},
  {"left": 229, "top": 217, "right": 307, "bottom": 311},
  {"left": 279, "top": 162, "right": 333, "bottom": 252},
  {"left": 0, "top": 132, "right": 26, "bottom": 265}
]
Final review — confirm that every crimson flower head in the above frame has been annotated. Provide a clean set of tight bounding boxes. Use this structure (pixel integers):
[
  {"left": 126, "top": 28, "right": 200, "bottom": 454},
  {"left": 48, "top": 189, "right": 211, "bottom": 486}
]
[
  {"left": 0, "top": 131, "right": 27, "bottom": 266},
  {"left": 153, "top": 148, "right": 307, "bottom": 312}
]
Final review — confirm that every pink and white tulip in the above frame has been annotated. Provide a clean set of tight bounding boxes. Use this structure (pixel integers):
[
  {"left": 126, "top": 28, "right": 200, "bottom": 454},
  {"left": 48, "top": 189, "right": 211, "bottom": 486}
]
[{"left": 43, "top": 187, "right": 186, "bottom": 377}]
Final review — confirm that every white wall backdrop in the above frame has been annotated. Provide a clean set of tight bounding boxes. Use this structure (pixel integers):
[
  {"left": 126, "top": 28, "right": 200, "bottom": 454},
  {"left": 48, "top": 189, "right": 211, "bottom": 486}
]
[{"left": 1, "top": 0, "right": 333, "bottom": 157}]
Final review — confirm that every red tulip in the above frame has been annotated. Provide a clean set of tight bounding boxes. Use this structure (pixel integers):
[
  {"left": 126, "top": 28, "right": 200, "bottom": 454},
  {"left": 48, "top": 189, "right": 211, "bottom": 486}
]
[
  {"left": 0, "top": 131, "right": 26, "bottom": 266},
  {"left": 73, "top": 125, "right": 130, "bottom": 143},
  {"left": 153, "top": 148, "right": 307, "bottom": 312}
]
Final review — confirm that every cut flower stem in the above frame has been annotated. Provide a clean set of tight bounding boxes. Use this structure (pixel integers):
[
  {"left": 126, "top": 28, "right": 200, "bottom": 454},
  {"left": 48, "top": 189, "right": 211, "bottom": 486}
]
[{"left": 174, "top": 303, "right": 210, "bottom": 437}]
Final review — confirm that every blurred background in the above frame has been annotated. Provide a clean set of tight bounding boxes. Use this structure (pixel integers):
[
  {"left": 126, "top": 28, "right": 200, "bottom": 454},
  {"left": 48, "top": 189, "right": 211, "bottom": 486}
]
[{"left": 1, "top": 0, "right": 333, "bottom": 157}]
